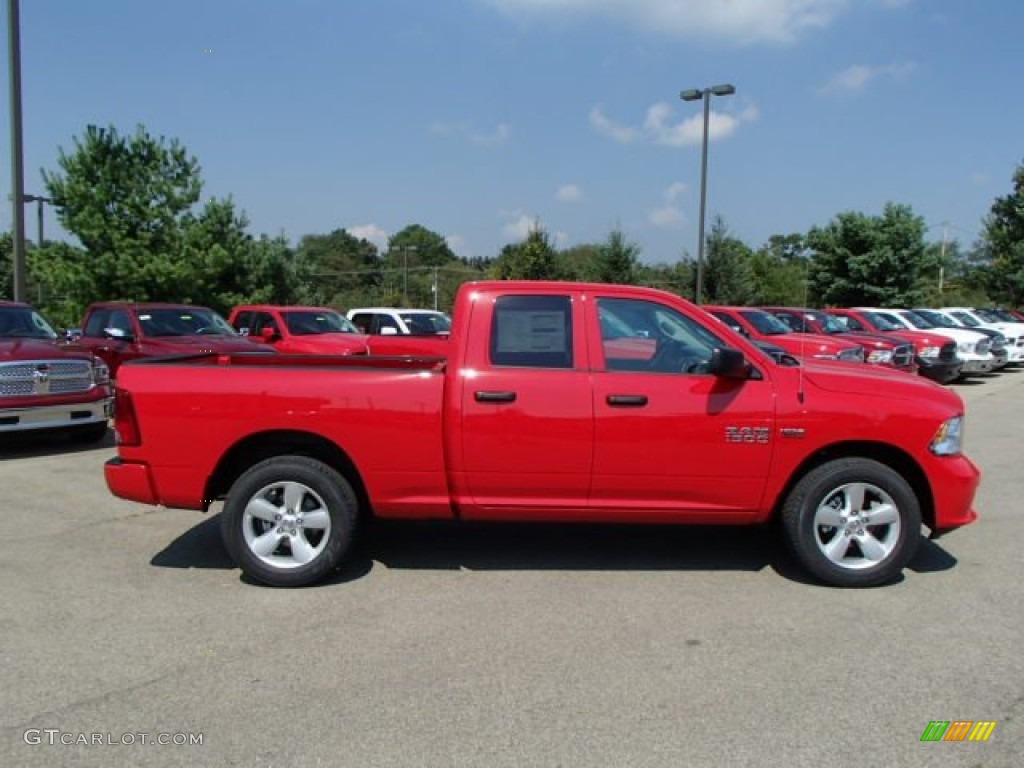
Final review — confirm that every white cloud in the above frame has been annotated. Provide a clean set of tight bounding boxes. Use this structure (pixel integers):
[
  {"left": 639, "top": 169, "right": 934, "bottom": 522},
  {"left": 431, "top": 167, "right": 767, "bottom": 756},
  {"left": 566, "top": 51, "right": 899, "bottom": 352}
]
[
  {"left": 502, "top": 214, "right": 539, "bottom": 240},
  {"left": 430, "top": 120, "right": 511, "bottom": 147},
  {"left": 664, "top": 182, "right": 687, "bottom": 202},
  {"left": 445, "top": 233, "right": 468, "bottom": 255},
  {"left": 594, "top": 101, "right": 754, "bottom": 147},
  {"left": 649, "top": 206, "right": 685, "bottom": 228},
  {"left": 477, "top": 0, "right": 854, "bottom": 44},
  {"left": 819, "top": 61, "right": 918, "bottom": 93},
  {"left": 589, "top": 107, "right": 640, "bottom": 144},
  {"left": 556, "top": 184, "right": 583, "bottom": 202},
  {"left": 348, "top": 223, "right": 389, "bottom": 250}
]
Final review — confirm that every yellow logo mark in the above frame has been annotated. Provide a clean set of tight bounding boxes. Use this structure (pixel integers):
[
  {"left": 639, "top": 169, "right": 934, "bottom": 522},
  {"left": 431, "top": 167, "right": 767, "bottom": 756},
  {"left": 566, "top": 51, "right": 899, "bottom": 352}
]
[{"left": 968, "top": 721, "right": 997, "bottom": 742}]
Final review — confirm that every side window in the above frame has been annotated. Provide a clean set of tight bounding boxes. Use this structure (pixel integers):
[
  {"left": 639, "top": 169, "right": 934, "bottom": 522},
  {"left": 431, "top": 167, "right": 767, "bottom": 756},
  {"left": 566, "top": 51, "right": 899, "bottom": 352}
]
[
  {"left": 709, "top": 311, "right": 744, "bottom": 336},
  {"left": 490, "top": 295, "right": 573, "bottom": 369},
  {"left": 840, "top": 315, "right": 863, "bottom": 331},
  {"left": 252, "top": 312, "right": 278, "bottom": 335},
  {"left": 598, "top": 297, "right": 721, "bottom": 374},
  {"left": 233, "top": 311, "right": 253, "bottom": 335},
  {"left": 83, "top": 309, "right": 110, "bottom": 337},
  {"left": 108, "top": 309, "right": 133, "bottom": 334},
  {"left": 774, "top": 312, "right": 802, "bottom": 332},
  {"left": 376, "top": 314, "right": 400, "bottom": 334},
  {"left": 350, "top": 314, "right": 372, "bottom": 334}
]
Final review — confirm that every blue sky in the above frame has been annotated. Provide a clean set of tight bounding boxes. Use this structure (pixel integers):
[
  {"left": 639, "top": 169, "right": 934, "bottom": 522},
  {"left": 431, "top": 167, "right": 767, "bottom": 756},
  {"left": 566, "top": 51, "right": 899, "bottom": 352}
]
[{"left": 1, "top": 0, "right": 1020, "bottom": 264}]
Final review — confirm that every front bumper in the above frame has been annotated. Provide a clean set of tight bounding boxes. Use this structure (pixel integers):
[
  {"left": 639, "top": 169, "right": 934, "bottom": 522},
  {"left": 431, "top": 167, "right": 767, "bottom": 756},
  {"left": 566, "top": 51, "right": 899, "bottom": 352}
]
[
  {"left": 960, "top": 356, "right": 995, "bottom": 374},
  {"left": 0, "top": 396, "right": 113, "bottom": 434},
  {"left": 916, "top": 357, "right": 961, "bottom": 384},
  {"left": 926, "top": 453, "right": 981, "bottom": 536}
]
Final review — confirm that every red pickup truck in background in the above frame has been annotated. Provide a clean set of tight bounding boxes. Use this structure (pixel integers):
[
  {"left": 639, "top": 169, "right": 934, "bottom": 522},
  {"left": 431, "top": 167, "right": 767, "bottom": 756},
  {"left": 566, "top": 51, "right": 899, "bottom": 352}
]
[
  {"left": 1, "top": 301, "right": 112, "bottom": 442},
  {"left": 827, "top": 308, "right": 962, "bottom": 384},
  {"left": 229, "top": 305, "right": 368, "bottom": 355},
  {"left": 228, "top": 304, "right": 449, "bottom": 357},
  {"left": 703, "top": 306, "right": 867, "bottom": 364},
  {"left": 761, "top": 306, "right": 917, "bottom": 374},
  {"left": 77, "top": 302, "right": 269, "bottom": 378},
  {"left": 105, "top": 281, "right": 979, "bottom": 589}
]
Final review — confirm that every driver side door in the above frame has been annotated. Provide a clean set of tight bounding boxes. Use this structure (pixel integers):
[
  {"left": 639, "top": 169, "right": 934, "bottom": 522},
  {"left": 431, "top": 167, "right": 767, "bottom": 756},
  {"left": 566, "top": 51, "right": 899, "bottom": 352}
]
[{"left": 588, "top": 295, "right": 776, "bottom": 522}]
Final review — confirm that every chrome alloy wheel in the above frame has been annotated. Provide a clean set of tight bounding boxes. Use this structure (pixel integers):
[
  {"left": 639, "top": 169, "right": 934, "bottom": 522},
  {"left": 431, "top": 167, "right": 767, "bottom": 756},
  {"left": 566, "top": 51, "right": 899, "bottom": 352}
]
[
  {"left": 241, "top": 481, "right": 332, "bottom": 569},
  {"left": 812, "top": 482, "right": 901, "bottom": 570}
]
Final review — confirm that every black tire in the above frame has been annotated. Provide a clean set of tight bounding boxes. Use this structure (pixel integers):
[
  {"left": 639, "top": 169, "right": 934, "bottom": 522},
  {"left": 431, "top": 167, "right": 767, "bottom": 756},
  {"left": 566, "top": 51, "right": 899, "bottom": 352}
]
[
  {"left": 69, "top": 421, "right": 109, "bottom": 444},
  {"left": 781, "top": 458, "right": 921, "bottom": 587},
  {"left": 220, "top": 456, "right": 359, "bottom": 587}
]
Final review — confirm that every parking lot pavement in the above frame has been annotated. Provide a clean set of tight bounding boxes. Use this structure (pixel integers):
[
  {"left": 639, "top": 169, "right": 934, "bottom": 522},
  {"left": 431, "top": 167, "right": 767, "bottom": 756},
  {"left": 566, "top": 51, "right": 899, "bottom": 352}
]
[{"left": 1, "top": 370, "right": 1022, "bottom": 767}]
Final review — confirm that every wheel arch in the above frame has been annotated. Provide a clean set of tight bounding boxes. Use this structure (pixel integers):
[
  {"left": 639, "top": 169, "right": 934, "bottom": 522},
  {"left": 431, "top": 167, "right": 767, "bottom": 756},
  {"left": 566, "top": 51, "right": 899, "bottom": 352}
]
[
  {"left": 771, "top": 441, "right": 934, "bottom": 529},
  {"left": 203, "top": 430, "right": 372, "bottom": 520}
]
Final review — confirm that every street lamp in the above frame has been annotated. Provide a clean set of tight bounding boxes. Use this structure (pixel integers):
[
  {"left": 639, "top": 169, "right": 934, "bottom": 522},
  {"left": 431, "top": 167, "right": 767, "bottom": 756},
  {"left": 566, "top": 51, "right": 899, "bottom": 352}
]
[
  {"left": 680, "top": 83, "right": 735, "bottom": 305},
  {"left": 23, "top": 194, "right": 51, "bottom": 250},
  {"left": 393, "top": 245, "right": 419, "bottom": 305}
]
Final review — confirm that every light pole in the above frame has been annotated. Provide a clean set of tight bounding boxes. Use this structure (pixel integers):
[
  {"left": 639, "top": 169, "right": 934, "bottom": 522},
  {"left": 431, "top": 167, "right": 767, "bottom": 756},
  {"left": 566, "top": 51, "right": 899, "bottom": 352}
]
[
  {"left": 7, "top": 0, "right": 28, "bottom": 301},
  {"left": 680, "top": 83, "right": 735, "bottom": 305},
  {"left": 398, "top": 245, "right": 418, "bottom": 305},
  {"left": 24, "top": 194, "right": 51, "bottom": 249}
]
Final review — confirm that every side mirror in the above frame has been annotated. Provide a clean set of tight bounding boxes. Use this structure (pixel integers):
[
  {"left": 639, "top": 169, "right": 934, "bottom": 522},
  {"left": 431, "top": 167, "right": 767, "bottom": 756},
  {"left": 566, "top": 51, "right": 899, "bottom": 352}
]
[
  {"left": 379, "top": 326, "right": 399, "bottom": 336},
  {"left": 260, "top": 327, "right": 279, "bottom": 342},
  {"left": 103, "top": 327, "right": 134, "bottom": 342},
  {"left": 707, "top": 347, "right": 749, "bottom": 379}
]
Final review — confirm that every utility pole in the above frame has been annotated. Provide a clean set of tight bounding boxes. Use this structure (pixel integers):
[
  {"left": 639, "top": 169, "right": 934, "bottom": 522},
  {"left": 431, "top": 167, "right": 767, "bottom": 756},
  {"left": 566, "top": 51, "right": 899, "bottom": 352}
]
[
  {"left": 7, "top": 0, "right": 28, "bottom": 300},
  {"left": 939, "top": 221, "right": 949, "bottom": 295}
]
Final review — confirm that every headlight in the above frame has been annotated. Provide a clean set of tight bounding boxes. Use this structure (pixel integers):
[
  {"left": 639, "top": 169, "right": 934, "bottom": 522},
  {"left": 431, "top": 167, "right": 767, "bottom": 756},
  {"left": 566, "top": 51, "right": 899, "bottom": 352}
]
[
  {"left": 918, "top": 345, "right": 939, "bottom": 358},
  {"left": 930, "top": 416, "right": 963, "bottom": 456},
  {"left": 92, "top": 361, "right": 110, "bottom": 386},
  {"left": 867, "top": 349, "right": 893, "bottom": 363},
  {"left": 837, "top": 347, "right": 865, "bottom": 362}
]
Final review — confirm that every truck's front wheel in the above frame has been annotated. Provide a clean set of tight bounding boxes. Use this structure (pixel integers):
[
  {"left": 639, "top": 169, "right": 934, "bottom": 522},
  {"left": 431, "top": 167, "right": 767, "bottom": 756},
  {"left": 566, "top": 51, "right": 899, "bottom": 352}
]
[
  {"left": 221, "top": 456, "right": 358, "bottom": 587},
  {"left": 782, "top": 458, "right": 921, "bottom": 587}
]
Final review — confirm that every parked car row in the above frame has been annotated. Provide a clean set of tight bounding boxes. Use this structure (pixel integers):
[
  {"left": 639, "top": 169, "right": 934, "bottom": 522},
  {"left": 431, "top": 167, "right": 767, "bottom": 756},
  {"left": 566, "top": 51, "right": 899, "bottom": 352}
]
[{"left": 703, "top": 304, "right": 1023, "bottom": 385}]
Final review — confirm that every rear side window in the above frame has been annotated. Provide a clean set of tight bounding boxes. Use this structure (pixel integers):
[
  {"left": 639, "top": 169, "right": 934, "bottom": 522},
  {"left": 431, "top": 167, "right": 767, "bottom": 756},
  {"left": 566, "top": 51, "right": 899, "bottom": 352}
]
[{"left": 490, "top": 295, "right": 573, "bottom": 369}]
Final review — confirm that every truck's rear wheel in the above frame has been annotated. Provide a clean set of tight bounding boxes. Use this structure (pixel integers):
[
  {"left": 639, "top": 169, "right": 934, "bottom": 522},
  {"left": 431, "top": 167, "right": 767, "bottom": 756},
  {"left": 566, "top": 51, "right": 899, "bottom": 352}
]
[
  {"left": 221, "top": 456, "right": 358, "bottom": 587},
  {"left": 781, "top": 458, "right": 921, "bottom": 587}
]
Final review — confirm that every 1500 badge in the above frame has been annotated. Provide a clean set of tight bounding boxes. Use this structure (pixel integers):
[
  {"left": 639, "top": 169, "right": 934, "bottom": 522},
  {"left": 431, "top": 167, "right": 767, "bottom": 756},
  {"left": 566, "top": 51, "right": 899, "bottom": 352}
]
[{"left": 725, "top": 426, "right": 770, "bottom": 444}]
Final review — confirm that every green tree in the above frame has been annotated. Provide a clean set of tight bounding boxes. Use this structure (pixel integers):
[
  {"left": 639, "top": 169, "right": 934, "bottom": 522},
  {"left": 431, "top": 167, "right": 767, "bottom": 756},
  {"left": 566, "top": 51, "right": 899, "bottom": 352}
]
[
  {"left": 703, "top": 216, "right": 755, "bottom": 304},
  {"left": 492, "top": 224, "right": 559, "bottom": 280},
  {"left": 807, "top": 203, "right": 928, "bottom": 307},
  {"left": 748, "top": 233, "right": 810, "bottom": 305},
  {"left": 292, "top": 228, "right": 380, "bottom": 307},
  {"left": 43, "top": 124, "right": 202, "bottom": 301},
  {"left": 978, "top": 162, "right": 1024, "bottom": 306},
  {"left": 595, "top": 229, "right": 641, "bottom": 284}
]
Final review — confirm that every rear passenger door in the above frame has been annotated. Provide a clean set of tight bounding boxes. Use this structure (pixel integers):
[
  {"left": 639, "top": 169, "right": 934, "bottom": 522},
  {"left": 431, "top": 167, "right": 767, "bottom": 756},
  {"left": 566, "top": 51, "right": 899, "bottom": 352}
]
[{"left": 455, "top": 292, "right": 594, "bottom": 518}]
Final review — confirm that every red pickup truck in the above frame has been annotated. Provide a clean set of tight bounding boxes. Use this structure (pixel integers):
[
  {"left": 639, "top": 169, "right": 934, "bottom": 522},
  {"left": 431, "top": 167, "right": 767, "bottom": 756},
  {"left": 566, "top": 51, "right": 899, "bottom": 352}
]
[
  {"left": 1, "top": 301, "right": 112, "bottom": 442},
  {"left": 105, "top": 281, "right": 979, "bottom": 589},
  {"left": 227, "top": 304, "right": 449, "bottom": 357},
  {"left": 78, "top": 302, "right": 269, "bottom": 378}
]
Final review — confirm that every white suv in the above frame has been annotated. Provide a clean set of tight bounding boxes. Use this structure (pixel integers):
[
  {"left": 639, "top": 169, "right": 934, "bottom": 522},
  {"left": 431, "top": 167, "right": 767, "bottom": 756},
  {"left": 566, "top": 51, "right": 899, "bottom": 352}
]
[
  {"left": 860, "top": 308, "right": 995, "bottom": 375},
  {"left": 942, "top": 306, "right": 1024, "bottom": 364},
  {"left": 346, "top": 308, "right": 452, "bottom": 336}
]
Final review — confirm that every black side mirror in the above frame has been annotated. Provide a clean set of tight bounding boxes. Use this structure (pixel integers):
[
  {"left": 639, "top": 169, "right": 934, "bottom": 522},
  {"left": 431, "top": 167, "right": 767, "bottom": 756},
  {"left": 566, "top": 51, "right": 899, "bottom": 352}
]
[{"left": 707, "top": 347, "right": 749, "bottom": 379}]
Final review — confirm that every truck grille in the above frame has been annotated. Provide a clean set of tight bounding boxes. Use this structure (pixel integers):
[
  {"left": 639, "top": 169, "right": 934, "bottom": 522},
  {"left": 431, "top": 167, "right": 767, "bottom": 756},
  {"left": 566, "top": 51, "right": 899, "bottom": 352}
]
[
  {"left": 0, "top": 359, "right": 94, "bottom": 398},
  {"left": 892, "top": 344, "right": 913, "bottom": 367}
]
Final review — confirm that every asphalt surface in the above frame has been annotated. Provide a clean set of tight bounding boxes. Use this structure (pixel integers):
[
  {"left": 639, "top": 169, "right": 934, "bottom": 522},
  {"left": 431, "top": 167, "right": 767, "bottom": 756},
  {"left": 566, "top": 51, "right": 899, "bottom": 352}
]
[{"left": 1, "top": 369, "right": 1022, "bottom": 768}]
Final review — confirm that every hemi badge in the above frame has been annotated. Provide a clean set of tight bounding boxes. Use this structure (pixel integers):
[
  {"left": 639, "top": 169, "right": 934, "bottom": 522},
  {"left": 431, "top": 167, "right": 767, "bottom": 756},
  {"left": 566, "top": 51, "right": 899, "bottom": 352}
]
[{"left": 780, "top": 428, "right": 805, "bottom": 439}]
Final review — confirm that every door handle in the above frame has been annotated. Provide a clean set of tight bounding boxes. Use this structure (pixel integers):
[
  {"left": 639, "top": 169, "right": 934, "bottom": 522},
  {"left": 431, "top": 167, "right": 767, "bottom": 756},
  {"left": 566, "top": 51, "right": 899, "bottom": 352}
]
[
  {"left": 606, "top": 394, "right": 648, "bottom": 407},
  {"left": 475, "top": 390, "right": 517, "bottom": 403}
]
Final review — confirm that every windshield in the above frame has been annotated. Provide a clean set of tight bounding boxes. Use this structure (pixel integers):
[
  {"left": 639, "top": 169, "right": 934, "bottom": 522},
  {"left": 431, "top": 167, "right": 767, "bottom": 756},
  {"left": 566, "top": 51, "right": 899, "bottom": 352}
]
[
  {"left": 400, "top": 312, "right": 451, "bottom": 334},
  {"left": 914, "top": 309, "right": 958, "bottom": 329},
  {"left": 138, "top": 307, "right": 238, "bottom": 337},
  {"left": 283, "top": 310, "right": 359, "bottom": 336},
  {"left": 0, "top": 306, "right": 58, "bottom": 339},
  {"left": 948, "top": 311, "right": 981, "bottom": 328},
  {"left": 860, "top": 312, "right": 903, "bottom": 331},
  {"left": 897, "top": 310, "right": 934, "bottom": 330},
  {"left": 808, "top": 311, "right": 847, "bottom": 333},
  {"left": 976, "top": 308, "right": 1012, "bottom": 323},
  {"left": 739, "top": 309, "right": 791, "bottom": 336}
]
